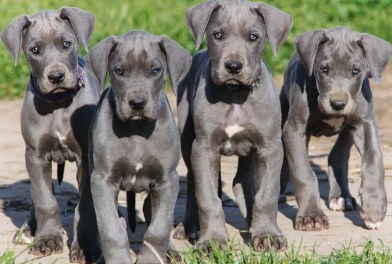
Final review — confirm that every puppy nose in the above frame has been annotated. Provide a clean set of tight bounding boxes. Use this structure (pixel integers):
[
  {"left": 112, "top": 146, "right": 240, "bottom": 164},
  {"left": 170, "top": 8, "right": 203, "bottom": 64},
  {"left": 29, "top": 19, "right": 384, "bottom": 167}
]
[
  {"left": 48, "top": 71, "right": 65, "bottom": 84},
  {"left": 225, "top": 60, "right": 243, "bottom": 74},
  {"left": 330, "top": 99, "right": 347, "bottom": 111},
  {"left": 129, "top": 97, "right": 146, "bottom": 110}
]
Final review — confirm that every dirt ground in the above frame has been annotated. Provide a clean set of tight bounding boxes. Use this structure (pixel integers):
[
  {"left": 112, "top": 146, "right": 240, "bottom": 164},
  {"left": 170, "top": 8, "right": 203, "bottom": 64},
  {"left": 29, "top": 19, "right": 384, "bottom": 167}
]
[{"left": 1, "top": 68, "right": 392, "bottom": 263}]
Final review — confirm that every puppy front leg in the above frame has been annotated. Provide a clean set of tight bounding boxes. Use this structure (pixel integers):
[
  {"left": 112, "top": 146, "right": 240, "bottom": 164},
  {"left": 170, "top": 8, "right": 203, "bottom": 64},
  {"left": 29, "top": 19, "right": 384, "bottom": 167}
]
[
  {"left": 353, "top": 118, "right": 387, "bottom": 229},
  {"left": 91, "top": 171, "right": 131, "bottom": 264},
  {"left": 137, "top": 172, "right": 179, "bottom": 264},
  {"left": 250, "top": 138, "right": 286, "bottom": 251},
  {"left": 26, "top": 149, "right": 63, "bottom": 255},
  {"left": 191, "top": 140, "right": 228, "bottom": 250}
]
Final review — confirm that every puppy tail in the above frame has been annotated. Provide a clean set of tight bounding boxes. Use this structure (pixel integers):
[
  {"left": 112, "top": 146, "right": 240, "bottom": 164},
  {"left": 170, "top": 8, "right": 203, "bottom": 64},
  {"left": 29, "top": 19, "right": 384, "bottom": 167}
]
[
  {"left": 127, "top": 191, "right": 136, "bottom": 233},
  {"left": 57, "top": 163, "right": 65, "bottom": 185}
]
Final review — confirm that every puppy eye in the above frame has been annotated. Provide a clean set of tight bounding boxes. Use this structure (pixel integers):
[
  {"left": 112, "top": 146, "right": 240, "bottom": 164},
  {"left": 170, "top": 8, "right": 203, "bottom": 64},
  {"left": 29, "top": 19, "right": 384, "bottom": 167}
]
[
  {"left": 114, "top": 68, "right": 124, "bottom": 76},
  {"left": 213, "top": 32, "right": 223, "bottom": 40},
  {"left": 320, "top": 66, "right": 329, "bottom": 74},
  {"left": 352, "top": 68, "right": 361, "bottom": 75},
  {"left": 30, "top": 47, "right": 39, "bottom": 54},
  {"left": 151, "top": 68, "right": 161, "bottom": 76},
  {"left": 249, "top": 34, "right": 259, "bottom": 41},
  {"left": 63, "top": 41, "right": 71, "bottom": 49}
]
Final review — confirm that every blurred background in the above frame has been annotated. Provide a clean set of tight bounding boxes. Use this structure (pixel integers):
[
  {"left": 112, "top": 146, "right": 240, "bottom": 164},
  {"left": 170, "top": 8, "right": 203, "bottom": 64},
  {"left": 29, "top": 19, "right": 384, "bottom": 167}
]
[{"left": 0, "top": 0, "right": 391, "bottom": 98}]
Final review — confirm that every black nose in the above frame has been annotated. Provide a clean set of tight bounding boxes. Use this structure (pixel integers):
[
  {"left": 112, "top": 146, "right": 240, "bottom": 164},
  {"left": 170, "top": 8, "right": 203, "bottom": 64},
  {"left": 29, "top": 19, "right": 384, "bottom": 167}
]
[
  {"left": 48, "top": 71, "right": 65, "bottom": 84},
  {"left": 225, "top": 60, "right": 243, "bottom": 74},
  {"left": 129, "top": 98, "right": 146, "bottom": 110},
  {"left": 330, "top": 100, "right": 347, "bottom": 111}
]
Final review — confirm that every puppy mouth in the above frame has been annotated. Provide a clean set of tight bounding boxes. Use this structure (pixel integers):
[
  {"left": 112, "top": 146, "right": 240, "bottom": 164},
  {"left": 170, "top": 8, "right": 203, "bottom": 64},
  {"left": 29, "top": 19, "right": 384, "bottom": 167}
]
[
  {"left": 130, "top": 114, "right": 149, "bottom": 120},
  {"left": 129, "top": 111, "right": 157, "bottom": 121},
  {"left": 225, "top": 78, "right": 241, "bottom": 85},
  {"left": 220, "top": 68, "right": 262, "bottom": 90},
  {"left": 50, "top": 87, "right": 75, "bottom": 94},
  {"left": 39, "top": 87, "right": 75, "bottom": 95}
]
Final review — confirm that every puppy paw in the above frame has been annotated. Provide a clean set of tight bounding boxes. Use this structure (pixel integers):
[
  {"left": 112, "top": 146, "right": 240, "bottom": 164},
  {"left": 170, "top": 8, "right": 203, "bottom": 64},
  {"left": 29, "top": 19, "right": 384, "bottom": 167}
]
[
  {"left": 360, "top": 204, "right": 386, "bottom": 230},
  {"left": 70, "top": 239, "right": 102, "bottom": 263},
  {"left": 195, "top": 239, "right": 226, "bottom": 252},
  {"left": 13, "top": 224, "right": 34, "bottom": 245},
  {"left": 252, "top": 234, "right": 287, "bottom": 251},
  {"left": 294, "top": 215, "right": 329, "bottom": 231},
  {"left": 364, "top": 221, "right": 382, "bottom": 230},
  {"left": 359, "top": 188, "right": 387, "bottom": 230},
  {"left": 69, "top": 246, "right": 86, "bottom": 263},
  {"left": 30, "top": 235, "right": 64, "bottom": 256},
  {"left": 329, "top": 196, "right": 356, "bottom": 211},
  {"left": 173, "top": 223, "right": 199, "bottom": 241}
]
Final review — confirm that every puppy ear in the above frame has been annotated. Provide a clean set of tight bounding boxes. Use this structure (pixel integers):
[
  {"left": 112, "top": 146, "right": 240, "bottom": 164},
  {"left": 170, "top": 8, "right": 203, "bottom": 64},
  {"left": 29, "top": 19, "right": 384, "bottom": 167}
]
[
  {"left": 86, "top": 36, "right": 117, "bottom": 89},
  {"left": 1, "top": 15, "right": 31, "bottom": 65},
  {"left": 186, "top": 0, "right": 221, "bottom": 50},
  {"left": 358, "top": 34, "right": 392, "bottom": 84},
  {"left": 159, "top": 36, "right": 192, "bottom": 95},
  {"left": 295, "top": 30, "right": 328, "bottom": 76},
  {"left": 253, "top": 2, "right": 292, "bottom": 56},
  {"left": 60, "top": 7, "right": 95, "bottom": 52}
]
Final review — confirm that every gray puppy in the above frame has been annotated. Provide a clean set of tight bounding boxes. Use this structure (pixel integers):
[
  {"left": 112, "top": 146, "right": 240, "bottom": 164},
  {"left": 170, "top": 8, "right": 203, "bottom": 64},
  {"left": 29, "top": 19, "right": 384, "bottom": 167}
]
[
  {"left": 86, "top": 31, "right": 191, "bottom": 264},
  {"left": 280, "top": 27, "right": 392, "bottom": 231},
  {"left": 174, "top": 0, "right": 292, "bottom": 251},
  {"left": 1, "top": 7, "right": 101, "bottom": 263}
]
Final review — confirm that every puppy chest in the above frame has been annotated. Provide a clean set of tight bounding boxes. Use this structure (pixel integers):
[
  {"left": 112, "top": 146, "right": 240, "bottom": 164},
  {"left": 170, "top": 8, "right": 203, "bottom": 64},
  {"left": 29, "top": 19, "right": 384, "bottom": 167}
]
[
  {"left": 313, "top": 117, "right": 346, "bottom": 137},
  {"left": 112, "top": 157, "right": 164, "bottom": 192},
  {"left": 38, "top": 132, "right": 80, "bottom": 163},
  {"left": 212, "top": 125, "right": 258, "bottom": 156}
]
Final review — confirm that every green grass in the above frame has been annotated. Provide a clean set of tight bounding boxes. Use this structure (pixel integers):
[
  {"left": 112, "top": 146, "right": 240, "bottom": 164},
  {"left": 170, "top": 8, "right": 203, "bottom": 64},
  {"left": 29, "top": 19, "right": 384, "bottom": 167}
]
[
  {"left": 170, "top": 240, "right": 392, "bottom": 264},
  {"left": 1, "top": 239, "right": 391, "bottom": 263},
  {"left": 0, "top": 0, "right": 391, "bottom": 98}
]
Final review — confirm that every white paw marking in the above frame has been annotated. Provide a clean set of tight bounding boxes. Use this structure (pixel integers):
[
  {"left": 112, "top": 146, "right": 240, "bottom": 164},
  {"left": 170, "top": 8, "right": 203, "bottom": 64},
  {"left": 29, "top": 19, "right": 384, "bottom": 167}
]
[
  {"left": 322, "top": 117, "right": 345, "bottom": 132},
  {"left": 364, "top": 221, "right": 382, "bottom": 230},
  {"left": 136, "top": 162, "right": 143, "bottom": 171},
  {"left": 15, "top": 232, "right": 34, "bottom": 244},
  {"left": 329, "top": 197, "right": 345, "bottom": 211},
  {"left": 225, "top": 125, "right": 245, "bottom": 138}
]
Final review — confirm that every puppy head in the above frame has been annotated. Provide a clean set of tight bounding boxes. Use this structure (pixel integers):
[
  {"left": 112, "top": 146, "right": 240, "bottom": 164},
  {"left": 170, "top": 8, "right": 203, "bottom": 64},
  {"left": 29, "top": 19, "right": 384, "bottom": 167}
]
[
  {"left": 87, "top": 31, "right": 191, "bottom": 122},
  {"left": 186, "top": 0, "right": 292, "bottom": 89},
  {"left": 296, "top": 27, "right": 392, "bottom": 116},
  {"left": 1, "top": 7, "right": 94, "bottom": 94}
]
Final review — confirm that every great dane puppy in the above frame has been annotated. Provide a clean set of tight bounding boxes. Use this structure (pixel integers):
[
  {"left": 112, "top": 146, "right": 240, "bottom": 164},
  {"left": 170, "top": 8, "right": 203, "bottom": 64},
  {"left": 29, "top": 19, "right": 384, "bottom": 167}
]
[
  {"left": 1, "top": 7, "right": 101, "bottom": 262},
  {"left": 174, "top": 0, "right": 292, "bottom": 251},
  {"left": 86, "top": 31, "right": 191, "bottom": 264},
  {"left": 280, "top": 27, "right": 392, "bottom": 231}
]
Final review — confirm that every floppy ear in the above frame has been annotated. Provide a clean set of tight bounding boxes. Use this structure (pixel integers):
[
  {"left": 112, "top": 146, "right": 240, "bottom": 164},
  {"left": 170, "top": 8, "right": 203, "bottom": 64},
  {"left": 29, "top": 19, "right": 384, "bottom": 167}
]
[
  {"left": 60, "top": 7, "right": 95, "bottom": 52},
  {"left": 295, "top": 30, "right": 328, "bottom": 76},
  {"left": 358, "top": 34, "right": 392, "bottom": 84},
  {"left": 86, "top": 36, "right": 117, "bottom": 89},
  {"left": 253, "top": 2, "right": 293, "bottom": 56},
  {"left": 159, "top": 36, "right": 192, "bottom": 95},
  {"left": 186, "top": 0, "right": 221, "bottom": 50},
  {"left": 1, "top": 15, "right": 31, "bottom": 65}
]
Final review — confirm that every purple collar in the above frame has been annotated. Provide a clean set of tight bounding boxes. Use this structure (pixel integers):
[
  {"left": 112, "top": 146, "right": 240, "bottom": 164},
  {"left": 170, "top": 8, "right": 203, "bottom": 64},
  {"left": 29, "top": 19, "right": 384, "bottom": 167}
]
[{"left": 29, "top": 59, "right": 86, "bottom": 104}]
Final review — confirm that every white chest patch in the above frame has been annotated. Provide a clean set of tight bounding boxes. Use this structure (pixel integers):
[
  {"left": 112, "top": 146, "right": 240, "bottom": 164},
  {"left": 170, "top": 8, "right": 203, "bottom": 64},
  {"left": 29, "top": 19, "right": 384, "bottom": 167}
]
[
  {"left": 130, "top": 176, "right": 137, "bottom": 184},
  {"left": 225, "top": 125, "right": 245, "bottom": 138},
  {"left": 136, "top": 162, "right": 143, "bottom": 171},
  {"left": 55, "top": 131, "right": 67, "bottom": 147},
  {"left": 322, "top": 117, "right": 345, "bottom": 132},
  {"left": 130, "top": 163, "right": 143, "bottom": 185}
]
